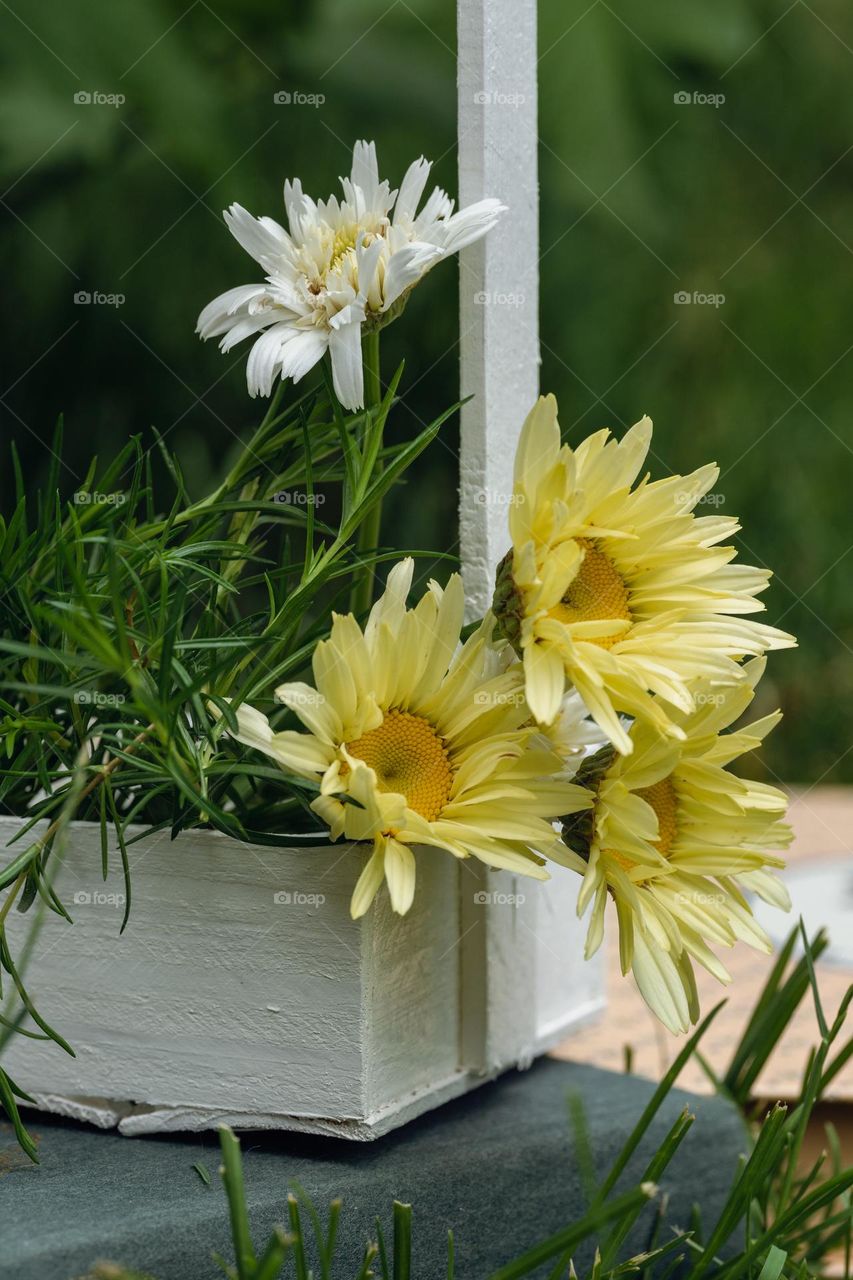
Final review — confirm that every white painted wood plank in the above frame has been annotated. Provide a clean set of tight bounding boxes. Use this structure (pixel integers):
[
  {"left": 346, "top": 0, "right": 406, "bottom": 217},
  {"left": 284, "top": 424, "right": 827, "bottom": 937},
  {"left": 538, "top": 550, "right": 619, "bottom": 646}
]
[
  {"left": 458, "top": 862, "right": 539, "bottom": 1072},
  {"left": 456, "top": 0, "right": 605, "bottom": 1057},
  {"left": 458, "top": 0, "right": 540, "bottom": 620},
  {"left": 529, "top": 866, "right": 606, "bottom": 1050},
  {"left": 362, "top": 856, "right": 461, "bottom": 1114}
]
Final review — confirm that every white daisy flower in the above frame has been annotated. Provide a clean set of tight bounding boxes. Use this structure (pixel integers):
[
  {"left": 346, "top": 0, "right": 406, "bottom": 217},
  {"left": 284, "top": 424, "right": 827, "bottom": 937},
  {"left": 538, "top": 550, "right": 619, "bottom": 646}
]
[{"left": 196, "top": 140, "right": 505, "bottom": 410}]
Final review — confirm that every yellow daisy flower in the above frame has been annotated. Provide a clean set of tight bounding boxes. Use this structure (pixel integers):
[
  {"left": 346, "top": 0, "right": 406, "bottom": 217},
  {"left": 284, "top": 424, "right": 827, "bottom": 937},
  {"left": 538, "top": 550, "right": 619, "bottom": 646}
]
[
  {"left": 555, "top": 658, "right": 792, "bottom": 1033},
  {"left": 493, "top": 394, "right": 795, "bottom": 752},
  {"left": 225, "top": 559, "right": 590, "bottom": 918}
]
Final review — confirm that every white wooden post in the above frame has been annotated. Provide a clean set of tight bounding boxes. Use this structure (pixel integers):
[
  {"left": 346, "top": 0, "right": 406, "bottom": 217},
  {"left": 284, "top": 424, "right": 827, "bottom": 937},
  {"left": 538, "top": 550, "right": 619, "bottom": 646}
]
[
  {"left": 457, "top": 0, "right": 605, "bottom": 1072},
  {"left": 458, "top": 0, "right": 541, "bottom": 621}
]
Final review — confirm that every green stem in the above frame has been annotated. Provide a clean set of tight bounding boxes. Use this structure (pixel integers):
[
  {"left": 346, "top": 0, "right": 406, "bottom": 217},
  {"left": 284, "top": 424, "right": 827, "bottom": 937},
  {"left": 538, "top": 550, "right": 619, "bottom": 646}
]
[
  {"left": 363, "top": 327, "right": 381, "bottom": 408},
  {"left": 351, "top": 329, "right": 383, "bottom": 616}
]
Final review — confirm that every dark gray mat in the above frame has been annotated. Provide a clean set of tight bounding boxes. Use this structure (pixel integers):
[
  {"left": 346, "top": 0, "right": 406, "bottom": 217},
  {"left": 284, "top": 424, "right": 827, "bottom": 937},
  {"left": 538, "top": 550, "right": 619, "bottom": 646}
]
[{"left": 0, "top": 1059, "right": 748, "bottom": 1279}]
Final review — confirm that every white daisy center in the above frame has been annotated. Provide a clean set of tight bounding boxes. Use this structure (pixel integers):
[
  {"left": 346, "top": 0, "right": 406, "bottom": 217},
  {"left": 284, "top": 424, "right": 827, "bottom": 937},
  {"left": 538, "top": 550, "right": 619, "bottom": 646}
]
[{"left": 345, "top": 709, "right": 453, "bottom": 823}]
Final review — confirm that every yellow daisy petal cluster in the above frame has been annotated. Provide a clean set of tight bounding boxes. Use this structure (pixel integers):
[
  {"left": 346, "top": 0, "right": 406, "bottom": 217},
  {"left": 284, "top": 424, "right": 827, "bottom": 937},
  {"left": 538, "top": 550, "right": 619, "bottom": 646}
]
[
  {"left": 494, "top": 394, "right": 795, "bottom": 752},
  {"left": 493, "top": 393, "right": 796, "bottom": 1032},
  {"left": 554, "top": 658, "right": 792, "bottom": 1033},
  {"left": 226, "top": 559, "right": 590, "bottom": 919}
]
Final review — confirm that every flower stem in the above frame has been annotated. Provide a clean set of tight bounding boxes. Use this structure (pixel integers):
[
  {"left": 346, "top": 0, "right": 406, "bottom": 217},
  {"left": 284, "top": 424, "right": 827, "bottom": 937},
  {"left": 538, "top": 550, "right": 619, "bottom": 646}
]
[
  {"left": 351, "top": 330, "right": 383, "bottom": 617},
  {"left": 363, "top": 328, "right": 382, "bottom": 408}
]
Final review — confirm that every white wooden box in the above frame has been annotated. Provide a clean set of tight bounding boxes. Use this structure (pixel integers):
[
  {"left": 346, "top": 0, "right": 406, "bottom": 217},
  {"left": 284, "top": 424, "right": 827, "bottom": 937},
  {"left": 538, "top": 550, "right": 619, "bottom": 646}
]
[{"left": 1, "top": 818, "right": 603, "bottom": 1138}]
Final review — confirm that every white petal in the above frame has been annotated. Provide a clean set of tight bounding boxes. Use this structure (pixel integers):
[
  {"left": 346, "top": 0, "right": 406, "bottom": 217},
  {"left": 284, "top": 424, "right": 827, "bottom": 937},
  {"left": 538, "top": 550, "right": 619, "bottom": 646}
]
[
  {"left": 431, "top": 198, "right": 506, "bottom": 255},
  {"left": 223, "top": 203, "right": 290, "bottom": 268},
  {"left": 246, "top": 325, "right": 289, "bottom": 398},
  {"left": 196, "top": 284, "right": 268, "bottom": 338},
  {"left": 219, "top": 313, "right": 280, "bottom": 353},
  {"left": 216, "top": 701, "right": 330, "bottom": 778},
  {"left": 381, "top": 243, "right": 441, "bottom": 310},
  {"left": 355, "top": 234, "right": 385, "bottom": 301},
  {"left": 348, "top": 140, "right": 381, "bottom": 213},
  {"left": 219, "top": 701, "right": 273, "bottom": 752},
  {"left": 283, "top": 177, "right": 318, "bottom": 244},
  {"left": 394, "top": 157, "right": 432, "bottom": 225},
  {"left": 279, "top": 328, "right": 328, "bottom": 384},
  {"left": 329, "top": 318, "right": 365, "bottom": 410},
  {"left": 415, "top": 186, "right": 454, "bottom": 227}
]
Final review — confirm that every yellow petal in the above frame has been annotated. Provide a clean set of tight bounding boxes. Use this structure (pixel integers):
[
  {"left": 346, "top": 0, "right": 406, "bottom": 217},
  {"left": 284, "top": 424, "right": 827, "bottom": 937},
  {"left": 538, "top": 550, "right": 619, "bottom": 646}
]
[
  {"left": 350, "top": 841, "right": 387, "bottom": 919},
  {"left": 383, "top": 837, "right": 417, "bottom": 914}
]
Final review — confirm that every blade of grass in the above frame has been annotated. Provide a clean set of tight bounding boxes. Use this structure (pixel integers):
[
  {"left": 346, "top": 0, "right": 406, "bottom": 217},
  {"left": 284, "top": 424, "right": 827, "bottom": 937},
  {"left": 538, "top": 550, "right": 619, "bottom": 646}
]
[
  {"left": 218, "top": 1125, "right": 256, "bottom": 1280},
  {"left": 0, "top": 1066, "right": 38, "bottom": 1161},
  {"left": 288, "top": 1194, "right": 309, "bottom": 1280},
  {"left": 393, "top": 1201, "right": 412, "bottom": 1280}
]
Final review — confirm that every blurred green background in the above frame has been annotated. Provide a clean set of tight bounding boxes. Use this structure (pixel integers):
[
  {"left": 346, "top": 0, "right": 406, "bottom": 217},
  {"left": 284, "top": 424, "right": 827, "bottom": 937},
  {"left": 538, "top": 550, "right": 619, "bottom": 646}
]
[{"left": 1, "top": 0, "right": 851, "bottom": 784}]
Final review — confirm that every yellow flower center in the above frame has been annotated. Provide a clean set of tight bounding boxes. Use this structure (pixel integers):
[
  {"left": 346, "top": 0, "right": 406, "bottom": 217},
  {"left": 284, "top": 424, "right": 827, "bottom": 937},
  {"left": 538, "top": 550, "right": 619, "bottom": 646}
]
[
  {"left": 636, "top": 775, "right": 679, "bottom": 858},
  {"left": 606, "top": 775, "right": 679, "bottom": 873},
  {"left": 549, "top": 538, "right": 632, "bottom": 649},
  {"left": 345, "top": 709, "right": 453, "bottom": 823},
  {"left": 332, "top": 227, "right": 357, "bottom": 258},
  {"left": 329, "top": 227, "right": 358, "bottom": 275}
]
